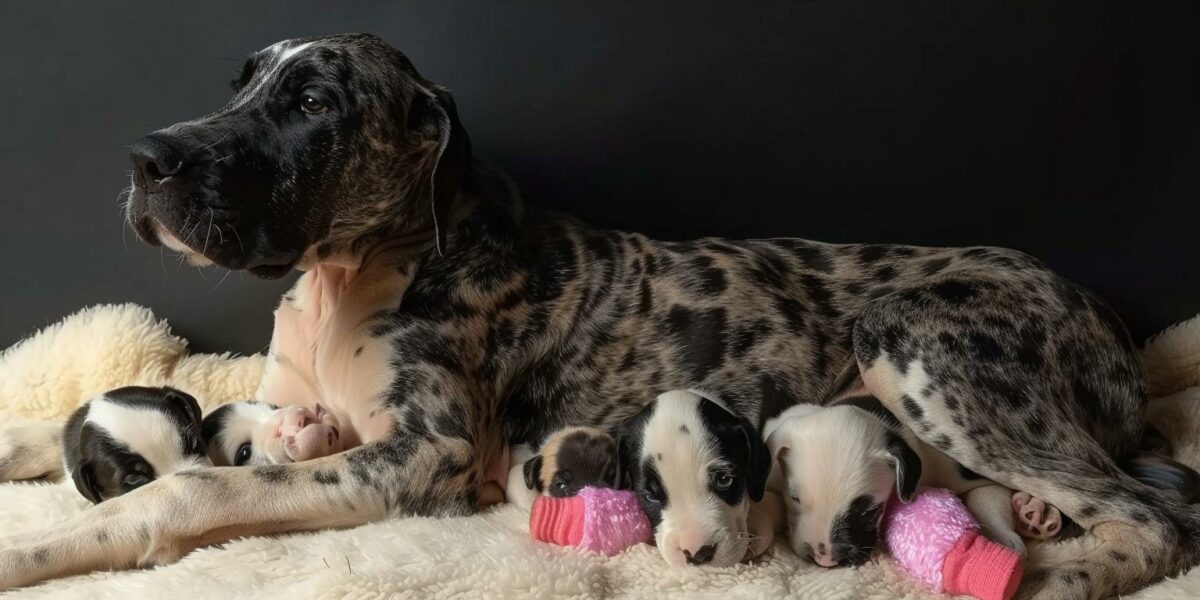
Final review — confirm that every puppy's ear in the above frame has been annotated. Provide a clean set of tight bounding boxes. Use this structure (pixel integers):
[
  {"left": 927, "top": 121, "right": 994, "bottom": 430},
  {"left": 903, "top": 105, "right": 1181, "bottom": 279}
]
[
  {"left": 168, "top": 389, "right": 203, "bottom": 427},
  {"left": 739, "top": 419, "right": 771, "bottom": 503},
  {"left": 884, "top": 432, "right": 922, "bottom": 503},
  {"left": 522, "top": 455, "right": 544, "bottom": 492},
  {"left": 71, "top": 460, "right": 104, "bottom": 504},
  {"left": 408, "top": 86, "right": 471, "bottom": 256}
]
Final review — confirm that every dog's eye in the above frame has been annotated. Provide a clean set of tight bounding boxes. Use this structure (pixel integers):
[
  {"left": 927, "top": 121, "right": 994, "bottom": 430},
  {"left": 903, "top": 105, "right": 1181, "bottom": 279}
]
[
  {"left": 641, "top": 490, "right": 661, "bottom": 504},
  {"left": 122, "top": 473, "right": 151, "bottom": 489},
  {"left": 713, "top": 472, "right": 735, "bottom": 491},
  {"left": 300, "top": 96, "right": 327, "bottom": 115},
  {"left": 234, "top": 442, "right": 253, "bottom": 466},
  {"left": 554, "top": 480, "right": 569, "bottom": 492}
]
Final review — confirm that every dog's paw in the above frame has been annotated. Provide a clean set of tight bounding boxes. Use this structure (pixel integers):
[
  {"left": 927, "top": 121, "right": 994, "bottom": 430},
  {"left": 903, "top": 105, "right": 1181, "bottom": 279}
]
[{"left": 1012, "top": 491, "right": 1062, "bottom": 540}]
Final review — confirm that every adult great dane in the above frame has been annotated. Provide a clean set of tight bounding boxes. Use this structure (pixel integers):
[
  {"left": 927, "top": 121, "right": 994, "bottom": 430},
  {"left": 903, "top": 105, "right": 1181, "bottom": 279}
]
[{"left": 0, "top": 33, "right": 1195, "bottom": 598}]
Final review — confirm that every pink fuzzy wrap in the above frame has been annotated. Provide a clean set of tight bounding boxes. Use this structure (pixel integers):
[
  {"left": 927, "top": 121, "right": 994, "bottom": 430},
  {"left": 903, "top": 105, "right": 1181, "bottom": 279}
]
[
  {"left": 884, "top": 487, "right": 979, "bottom": 592},
  {"left": 530, "top": 487, "right": 653, "bottom": 556},
  {"left": 884, "top": 487, "right": 1022, "bottom": 600}
]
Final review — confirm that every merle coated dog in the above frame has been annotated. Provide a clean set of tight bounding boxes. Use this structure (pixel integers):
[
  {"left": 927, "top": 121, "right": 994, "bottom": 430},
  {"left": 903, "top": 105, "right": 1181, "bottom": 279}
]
[{"left": 0, "top": 33, "right": 1196, "bottom": 598}]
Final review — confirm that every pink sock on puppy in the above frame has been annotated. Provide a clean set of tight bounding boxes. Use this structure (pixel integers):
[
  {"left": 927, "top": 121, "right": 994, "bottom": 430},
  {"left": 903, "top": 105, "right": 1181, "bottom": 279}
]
[{"left": 529, "top": 487, "right": 652, "bottom": 556}]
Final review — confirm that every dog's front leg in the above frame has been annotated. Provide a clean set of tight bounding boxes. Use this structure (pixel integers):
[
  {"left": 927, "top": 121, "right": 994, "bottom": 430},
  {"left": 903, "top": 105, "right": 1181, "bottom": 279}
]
[
  {"left": 0, "top": 419, "right": 480, "bottom": 589},
  {"left": 0, "top": 420, "right": 64, "bottom": 482}
]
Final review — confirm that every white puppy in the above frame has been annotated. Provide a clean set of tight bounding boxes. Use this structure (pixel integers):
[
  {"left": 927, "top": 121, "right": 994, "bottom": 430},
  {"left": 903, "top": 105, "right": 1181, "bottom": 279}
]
[{"left": 763, "top": 384, "right": 1061, "bottom": 567}]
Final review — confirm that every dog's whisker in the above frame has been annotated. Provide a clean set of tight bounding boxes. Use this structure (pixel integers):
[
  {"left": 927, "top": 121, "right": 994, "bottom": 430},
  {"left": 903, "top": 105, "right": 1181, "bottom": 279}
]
[
  {"left": 212, "top": 268, "right": 233, "bottom": 291},
  {"left": 201, "top": 208, "right": 215, "bottom": 256}
]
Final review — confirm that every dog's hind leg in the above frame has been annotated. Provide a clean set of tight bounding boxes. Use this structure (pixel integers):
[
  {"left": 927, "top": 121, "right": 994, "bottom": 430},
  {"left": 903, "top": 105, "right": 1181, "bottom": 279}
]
[
  {"left": 854, "top": 269, "right": 1200, "bottom": 599},
  {"left": 0, "top": 421, "right": 64, "bottom": 482}
]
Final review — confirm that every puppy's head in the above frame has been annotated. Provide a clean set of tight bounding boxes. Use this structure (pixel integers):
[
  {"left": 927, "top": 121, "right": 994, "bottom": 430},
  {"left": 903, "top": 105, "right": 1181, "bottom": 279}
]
[
  {"left": 62, "top": 386, "right": 210, "bottom": 503},
  {"left": 126, "top": 33, "right": 471, "bottom": 277},
  {"left": 201, "top": 401, "right": 343, "bottom": 466},
  {"left": 766, "top": 405, "right": 921, "bottom": 567},
  {"left": 522, "top": 427, "right": 618, "bottom": 497},
  {"left": 617, "top": 390, "right": 770, "bottom": 567}
]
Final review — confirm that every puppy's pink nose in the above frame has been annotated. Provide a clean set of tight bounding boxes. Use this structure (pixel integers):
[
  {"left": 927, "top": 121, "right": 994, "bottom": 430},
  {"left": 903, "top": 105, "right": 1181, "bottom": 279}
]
[{"left": 813, "top": 542, "right": 838, "bottom": 568}]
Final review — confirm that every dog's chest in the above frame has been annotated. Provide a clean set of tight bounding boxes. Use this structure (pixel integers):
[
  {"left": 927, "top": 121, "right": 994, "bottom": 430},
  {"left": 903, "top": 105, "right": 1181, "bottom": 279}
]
[{"left": 256, "top": 262, "right": 412, "bottom": 444}]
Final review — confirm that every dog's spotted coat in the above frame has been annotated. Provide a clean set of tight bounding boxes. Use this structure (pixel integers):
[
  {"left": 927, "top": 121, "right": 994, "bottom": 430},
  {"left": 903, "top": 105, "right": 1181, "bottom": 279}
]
[{"left": 1, "top": 33, "right": 1197, "bottom": 598}]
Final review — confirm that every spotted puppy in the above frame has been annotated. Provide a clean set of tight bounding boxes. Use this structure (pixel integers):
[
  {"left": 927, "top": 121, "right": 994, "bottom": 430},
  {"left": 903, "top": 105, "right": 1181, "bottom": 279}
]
[
  {"left": 617, "top": 390, "right": 781, "bottom": 567},
  {"left": 506, "top": 426, "right": 619, "bottom": 510},
  {"left": 62, "top": 386, "right": 210, "bottom": 503}
]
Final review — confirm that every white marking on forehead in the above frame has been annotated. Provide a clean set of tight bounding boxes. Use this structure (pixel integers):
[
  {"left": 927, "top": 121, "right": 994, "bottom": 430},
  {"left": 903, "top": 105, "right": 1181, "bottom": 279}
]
[
  {"left": 644, "top": 391, "right": 721, "bottom": 508},
  {"left": 228, "top": 41, "right": 316, "bottom": 111},
  {"left": 86, "top": 399, "right": 207, "bottom": 476}
]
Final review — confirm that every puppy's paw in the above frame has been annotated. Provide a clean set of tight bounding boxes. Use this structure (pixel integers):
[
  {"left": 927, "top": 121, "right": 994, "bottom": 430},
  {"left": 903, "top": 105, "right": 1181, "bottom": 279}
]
[{"left": 1012, "top": 491, "right": 1062, "bottom": 540}]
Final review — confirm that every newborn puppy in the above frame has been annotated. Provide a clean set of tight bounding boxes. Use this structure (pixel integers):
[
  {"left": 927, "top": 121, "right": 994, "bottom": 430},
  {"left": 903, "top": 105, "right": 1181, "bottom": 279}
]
[
  {"left": 201, "top": 400, "right": 344, "bottom": 466},
  {"left": 763, "top": 384, "right": 1061, "bottom": 568},
  {"left": 616, "top": 390, "right": 774, "bottom": 567},
  {"left": 506, "top": 426, "right": 619, "bottom": 510},
  {"left": 62, "top": 386, "right": 210, "bottom": 503}
]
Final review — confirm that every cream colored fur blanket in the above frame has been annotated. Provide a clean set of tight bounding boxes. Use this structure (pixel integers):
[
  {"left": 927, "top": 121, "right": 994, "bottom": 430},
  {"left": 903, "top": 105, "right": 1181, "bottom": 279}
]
[{"left": 2, "top": 304, "right": 1199, "bottom": 599}]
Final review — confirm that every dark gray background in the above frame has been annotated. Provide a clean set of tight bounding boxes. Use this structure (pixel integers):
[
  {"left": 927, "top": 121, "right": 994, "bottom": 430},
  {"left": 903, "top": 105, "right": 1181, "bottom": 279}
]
[{"left": 1, "top": 1, "right": 1197, "bottom": 355}]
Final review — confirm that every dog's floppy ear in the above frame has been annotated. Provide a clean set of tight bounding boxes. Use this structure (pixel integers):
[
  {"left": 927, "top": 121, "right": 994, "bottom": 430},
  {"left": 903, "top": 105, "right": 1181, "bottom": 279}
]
[
  {"left": 739, "top": 419, "right": 771, "bottom": 503},
  {"left": 614, "top": 406, "right": 653, "bottom": 490},
  {"left": 884, "top": 432, "right": 922, "bottom": 503},
  {"left": 522, "top": 455, "right": 544, "bottom": 492},
  {"left": 71, "top": 459, "right": 104, "bottom": 504},
  {"left": 408, "top": 86, "right": 471, "bottom": 256}
]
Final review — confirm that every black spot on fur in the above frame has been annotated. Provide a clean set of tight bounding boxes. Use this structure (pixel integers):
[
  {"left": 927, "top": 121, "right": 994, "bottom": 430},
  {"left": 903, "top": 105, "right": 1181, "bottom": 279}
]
[
  {"left": 932, "top": 280, "right": 977, "bottom": 304},
  {"left": 901, "top": 395, "right": 924, "bottom": 421},
  {"left": 314, "top": 470, "right": 341, "bottom": 485},
  {"left": 254, "top": 465, "right": 292, "bottom": 484},
  {"left": 638, "top": 280, "right": 653, "bottom": 314},
  {"left": 872, "top": 266, "right": 897, "bottom": 282},
  {"left": 933, "top": 435, "right": 953, "bottom": 450},
  {"left": 857, "top": 245, "right": 887, "bottom": 263},
  {"left": 665, "top": 305, "right": 728, "bottom": 380},
  {"left": 679, "top": 425, "right": 689, "bottom": 434},
  {"left": 32, "top": 549, "right": 48, "bottom": 566},
  {"left": 1079, "top": 504, "right": 1099, "bottom": 519},
  {"left": 1108, "top": 550, "right": 1129, "bottom": 562},
  {"left": 177, "top": 470, "right": 219, "bottom": 482},
  {"left": 355, "top": 346, "right": 364, "bottom": 357},
  {"left": 968, "top": 331, "right": 1004, "bottom": 362},
  {"left": 786, "top": 242, "right": 834, "bottom": 273}
]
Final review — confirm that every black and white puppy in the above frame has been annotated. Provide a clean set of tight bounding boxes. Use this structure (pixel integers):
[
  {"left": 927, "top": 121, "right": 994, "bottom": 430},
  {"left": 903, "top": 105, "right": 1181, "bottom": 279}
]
[
  {"left": 616, "top": 389, "right": 775, "bottom": 567},
  {"left": 507, "top": 426, "right": 619, "bottom": 510},
  {"left": 62, "top": 386, "right": 211, "bottom": 503}
]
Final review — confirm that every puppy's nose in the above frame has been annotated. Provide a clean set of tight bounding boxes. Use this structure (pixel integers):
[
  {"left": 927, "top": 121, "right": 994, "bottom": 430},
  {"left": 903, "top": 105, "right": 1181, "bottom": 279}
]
[
  {"left": 813, "top": 542, "right": 838, "bottom": 568},
  {"left": 131, "top": 135, "right": 186, "bottom": 184},
  {"left": 684, "top": 543, "right": 716, "bottom": 565}
]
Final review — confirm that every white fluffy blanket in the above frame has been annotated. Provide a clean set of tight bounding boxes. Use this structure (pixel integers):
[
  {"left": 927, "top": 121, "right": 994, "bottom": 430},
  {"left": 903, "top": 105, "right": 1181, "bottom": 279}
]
[{"left": 2, "top": 304, "right": 1200, "bottom": 599}]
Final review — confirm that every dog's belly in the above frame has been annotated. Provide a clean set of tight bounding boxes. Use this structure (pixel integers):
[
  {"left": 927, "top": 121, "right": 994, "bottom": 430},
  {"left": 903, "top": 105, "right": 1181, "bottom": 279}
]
[{"left": 256, "top": 260, "right": 411, "bottom": 446}]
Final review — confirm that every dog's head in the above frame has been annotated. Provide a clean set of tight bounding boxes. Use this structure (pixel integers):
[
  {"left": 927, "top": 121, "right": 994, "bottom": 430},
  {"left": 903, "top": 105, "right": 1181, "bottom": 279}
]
[
  {"left": 200, "top": 401, "right": 344, "bottom": 466},
  {"left": 126, "top": 33, "right": 471, "bottom": 277},
  {"left": 62, "top": 386, "right": 210, "bottom": 503},
  {"left": 522, "top": 427, "right": 619, "bottom": 497},
  {"left": 616, "top": 390, "right": 770, "bottom": 567},
  {"left": 765, "top": 405, "right": 921, "bottom": 567}
]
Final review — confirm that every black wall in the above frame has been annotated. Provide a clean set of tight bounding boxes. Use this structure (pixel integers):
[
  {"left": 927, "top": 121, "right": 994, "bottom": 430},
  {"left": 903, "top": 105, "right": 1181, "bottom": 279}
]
[{"left": 1, "top": 1, "right": 1197, "bottom": 355}]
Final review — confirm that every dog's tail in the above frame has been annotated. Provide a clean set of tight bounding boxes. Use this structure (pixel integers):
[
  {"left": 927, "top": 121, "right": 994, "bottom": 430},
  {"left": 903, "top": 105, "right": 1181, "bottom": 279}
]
[{"left": 1122, "top": 451, "right": 1200, "bottom": 504}]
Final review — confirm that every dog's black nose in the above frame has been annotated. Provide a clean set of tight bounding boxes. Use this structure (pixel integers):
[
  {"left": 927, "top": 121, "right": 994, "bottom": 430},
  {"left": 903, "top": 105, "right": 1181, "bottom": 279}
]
[
  {"left": 131, "top": 135, "right": 186, "bottom": 183},
  {"left": 685, "top": 543, "right": 716, "bottom": 565}
]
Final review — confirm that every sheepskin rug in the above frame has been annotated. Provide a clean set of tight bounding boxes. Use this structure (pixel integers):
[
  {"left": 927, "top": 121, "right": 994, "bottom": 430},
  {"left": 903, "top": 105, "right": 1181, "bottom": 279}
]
[{"left": 2, "top": 304, "right": 1199, "bottom": 599}]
